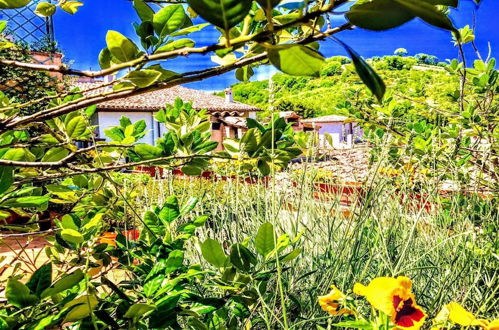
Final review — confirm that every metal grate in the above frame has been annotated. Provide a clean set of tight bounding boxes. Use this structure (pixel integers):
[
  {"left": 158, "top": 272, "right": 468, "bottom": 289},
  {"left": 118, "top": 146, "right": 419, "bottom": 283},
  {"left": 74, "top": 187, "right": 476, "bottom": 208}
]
[{"left": 0, "top": 0, "right": 55, "bottom": 50}]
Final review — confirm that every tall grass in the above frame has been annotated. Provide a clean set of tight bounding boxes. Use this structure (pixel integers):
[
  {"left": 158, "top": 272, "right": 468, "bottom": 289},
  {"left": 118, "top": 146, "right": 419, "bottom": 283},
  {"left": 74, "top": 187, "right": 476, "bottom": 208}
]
[{"left": 125, "top": 163, "right": 498, "bottom": 328}]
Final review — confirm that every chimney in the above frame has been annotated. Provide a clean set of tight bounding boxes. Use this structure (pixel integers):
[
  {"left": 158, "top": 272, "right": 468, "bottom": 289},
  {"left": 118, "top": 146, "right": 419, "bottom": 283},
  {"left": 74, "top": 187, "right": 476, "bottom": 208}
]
[{"left": 224, "top": 88, "right": 233, "bottom": 103}]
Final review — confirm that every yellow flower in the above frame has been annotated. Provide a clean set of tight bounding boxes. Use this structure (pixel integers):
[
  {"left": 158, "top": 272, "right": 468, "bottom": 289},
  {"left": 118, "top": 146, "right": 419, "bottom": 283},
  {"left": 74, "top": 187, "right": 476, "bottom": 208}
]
[
  {"left": 486, "top": 319, "right": 499, "bottom": 330},
  {"left": 318, "top": 285, "right": 354, "bottom": 316},
  {"left": 445, "top": 302, "right": 493, "bottom": 328},
  {"left": 353, "top": 276, "right": 426, "bottom": 329}
]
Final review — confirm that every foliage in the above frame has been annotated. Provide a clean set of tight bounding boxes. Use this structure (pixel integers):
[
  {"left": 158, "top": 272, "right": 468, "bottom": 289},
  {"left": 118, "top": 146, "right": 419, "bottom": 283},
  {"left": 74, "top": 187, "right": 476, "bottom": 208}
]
[{"left": 0, "top": 44, "right": 62, "bottom": 116}]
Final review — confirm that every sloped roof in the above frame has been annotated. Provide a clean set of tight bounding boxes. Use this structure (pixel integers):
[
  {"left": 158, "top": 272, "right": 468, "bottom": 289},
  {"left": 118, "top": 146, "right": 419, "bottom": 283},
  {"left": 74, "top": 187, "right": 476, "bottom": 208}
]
[
  {"left": 71, "top": 81, "right": 260, "bottom": 114},
  {"left": 302, "top": 115, "right": 349, "bottom": 123}
]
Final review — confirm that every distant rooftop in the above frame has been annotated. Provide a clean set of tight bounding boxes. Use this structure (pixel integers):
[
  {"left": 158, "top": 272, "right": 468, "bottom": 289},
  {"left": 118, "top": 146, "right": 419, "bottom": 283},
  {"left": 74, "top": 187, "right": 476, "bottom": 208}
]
[
  {"left": 71, "top": 80, "right": 260, "bottom": 114},
  {"left": 302, "top": 115, "right": 349, "bottom": 123}
]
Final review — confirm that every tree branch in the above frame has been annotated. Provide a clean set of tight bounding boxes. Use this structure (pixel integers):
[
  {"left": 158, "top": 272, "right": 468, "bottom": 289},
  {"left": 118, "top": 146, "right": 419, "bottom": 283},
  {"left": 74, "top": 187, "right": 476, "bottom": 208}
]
[
  {"left": 1, "top": 23, "right": 352, "bottom": 132},
  {"left": 0, "top": 0, "right": 349, "bottom": 78}
]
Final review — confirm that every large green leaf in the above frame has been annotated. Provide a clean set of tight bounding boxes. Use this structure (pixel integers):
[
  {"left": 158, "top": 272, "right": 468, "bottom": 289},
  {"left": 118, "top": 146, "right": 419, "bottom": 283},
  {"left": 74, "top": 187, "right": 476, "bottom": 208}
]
[
  {"left": 201, "top": 238, "right": 228, "bottom": 267},
  {"left": 60, "top": 1, "right": 83, "bottom": 14},
  {"left": 34, "top": 2, "right": 56, "bottom": 17},
  {"left": 346, "top": 0, "right": 414, "bottom": 31},
  {"left": 394, "top": 0, "right": 456, "bottom": 31},
  {"left": 26, "top": 263, "right": 52, "bottom": 297},
  {"left": 0, "top": 0, "right": 31, "bottom": 9},
  {"left": 164, "top": 250, "right": 184, "bottom": 273},
  {"left": 187, "top": 0, "right": 252, "bottom": 31},
  {"left": 98, "top": 48, "right": 112, "bottom": 69},
  {"left": 337, "top": 39, "right": 386, "bottom": 102},
  {"left": 41, "top": 147, "right": 70, "bottom": 162},
  {"left": 124, "top": 303, "right": 156, "bottom": 318},
  {"left": 255, "top": 222, "right": 275, "bottom": 257},
  {"left": 41, "top": 269, "right": 84, "bottom": 298},
  {"left": 6, "top": 278, "right": 39, "bottom": 308},
  {"left": 106, "top": 30, "right": 140, "bottom": 63},
  {"left": 133, "top": 0, "right": 154, "bottom": 21},
  {"left": 125, "top": 70, "right": 161, "bottom": 88},
  {"left": 66, "top": 116, "right": 86, "bottom": 139},
  {"left": 0, "top": 166, "right": 13, "bottom": 195},
  {"left": 1, "top": 196, "right": 50, "bottom": 208},
  {"left": 61, "top": 228, "right": 84, "bottom": 245},
  {"left": 153, "top": 4, "right": 188, "bottom": 38},
  {"left": 63, "top": 295, "right": 98, "bottom": 322},
  {"left": 230, "top": 244, "right": 257, "bottom": 272},
  {"left": 158, "top": 196, "right": 180, "bottom": 223},
  {"left": 134, "top": 144, "right": 163, "bottom": 160},
  {"left": 155, "top": 39, "right": 195, "bottom": 53},
  {"left": 268, "top": 45, "right": 325, "bottom": 77}
]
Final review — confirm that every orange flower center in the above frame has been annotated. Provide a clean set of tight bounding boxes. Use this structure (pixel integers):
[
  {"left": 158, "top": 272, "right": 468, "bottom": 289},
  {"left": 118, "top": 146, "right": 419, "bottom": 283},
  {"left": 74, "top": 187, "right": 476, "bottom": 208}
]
[{"left": 393, "top": 296, "right": 425, "bottom": 328}]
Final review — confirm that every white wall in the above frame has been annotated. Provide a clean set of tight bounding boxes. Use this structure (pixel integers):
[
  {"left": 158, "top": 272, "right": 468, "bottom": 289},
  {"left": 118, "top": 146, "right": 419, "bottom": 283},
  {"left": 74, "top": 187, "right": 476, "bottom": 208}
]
[{"left": 97, "top": 112, "right": 155, "bottom": 145}]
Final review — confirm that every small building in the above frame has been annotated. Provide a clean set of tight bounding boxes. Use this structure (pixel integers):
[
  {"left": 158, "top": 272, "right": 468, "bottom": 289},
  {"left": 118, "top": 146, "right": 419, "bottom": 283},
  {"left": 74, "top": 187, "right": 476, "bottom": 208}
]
[
  {"left": 73, "top": 81, "right": 260, "bottom": 150},
  {"left": 280, "top": 111, "right": 319, "bottom": 133},
  {"left": 302, "top": 115, "right": 362, "bottom": 148}
]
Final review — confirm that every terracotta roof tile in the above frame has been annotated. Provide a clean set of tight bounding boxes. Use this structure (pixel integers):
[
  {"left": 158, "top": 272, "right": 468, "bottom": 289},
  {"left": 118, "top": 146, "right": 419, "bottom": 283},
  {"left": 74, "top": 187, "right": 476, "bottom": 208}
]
[{"left": 72, "top": 81, "right": 260, "bottom": 113}]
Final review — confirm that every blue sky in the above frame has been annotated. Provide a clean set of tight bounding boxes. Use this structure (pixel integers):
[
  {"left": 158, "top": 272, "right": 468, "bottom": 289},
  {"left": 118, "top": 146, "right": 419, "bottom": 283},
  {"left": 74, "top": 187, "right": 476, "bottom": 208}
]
[{"left": 52, "top": 0, "right": 499, "bottom": 90}]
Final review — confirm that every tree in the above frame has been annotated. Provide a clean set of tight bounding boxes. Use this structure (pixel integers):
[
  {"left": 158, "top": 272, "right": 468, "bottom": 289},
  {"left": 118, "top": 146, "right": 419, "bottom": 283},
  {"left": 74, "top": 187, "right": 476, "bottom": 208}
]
[{"left": 0, "top": 1, "right": 490, "bottom": 328}]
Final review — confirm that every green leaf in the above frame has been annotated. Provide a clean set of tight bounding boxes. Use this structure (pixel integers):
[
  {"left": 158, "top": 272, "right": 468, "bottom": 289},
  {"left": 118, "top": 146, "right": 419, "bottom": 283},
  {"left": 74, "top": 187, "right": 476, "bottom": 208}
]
[
  {"left": 193, "top": 215, "right": 209, "bottom": 227},
  {"left": 170, "top": 23, "right": 209, "bottom": 37},
  {"left": 143, "top": 210, "right": 163, "bottom": 236},
  {"left": 6, "top": 278, "right": 39, "bottom": 308},
  {"left": 187, "top": 0, "right": 252, "bottom": 31},
  {"left": 155, "top": 39, "right": 195, "bottom": 53},
  {"left": 337, "top": 39, "right": 386, "bottom": 102},
  {"left": 134, "top": 144, "right": 163, "bottom": 160},
  {"left": 268, "top": 45, "right": 325, "bottom": 77},
  {"left": 257, "top": 160, "right": 270, "bottom": 176},
  {"left": 255, "top": 222, "right": 275, "bottom": 256},
  {"left": 125, "top": 70, "right": 162, "bottom": 88},
  {"left": 1, "top": 196, "right": 50, "bottom": 208},
  {"left": 280, "top": 248, "right": 301, "bottom": 262},
  {"left": 201, "top": 238, "right": 228, "bottom": 267},
  {"left": 66, "top": 116, "right": 86, "bottom": 139},
  {"left": 393, "top": 0, "right": 456, "bottom": 31},
  {"left": 60, "top": 1, "right": 83, "bottom": 14},
  {"left": 41, "top": 269, "right": 84, "bottom": 298},
  {"left": 63, "top": 295, "right": 98, "bottom": 322},
  {"left": 346, "top": 0, "right": 414, "bottom": 31},
  {"left": 133, "top": 0, "right": 154, "bottom": 21},
  {"left": 41, "top": 147, "right": 70, "bottom": 162},
  {"left": 165, "top": 250, "right": 184, "bottom": 273},
  {"left": 61, "top": 229, "right": 84, "bottom": 245},
  {"left": 34, "top": 2, "right": 56, "bottom": 17},
  {"left": 98, "top": 48, "right": 112, "bottom": 69},
  {"left": 26, "top": 263, "right": 52, "bottom": 296},
  {"left": 0, "top": 0, "right": 31, "bottom": 10},
  {"left": 153, "top": 4, "right": 188, "bottom": 38},
  {"left": 106, "top": 30, "right": 140, "bottom": 63},
  {"left": 235, "top": 66, "right": 254, "bottom": 82},
  {"left": 0, "top": 21, "right": 7, "bottom": 34},
  {"left": 230, "top": 244, "right": 257, "bottom": 272},
  {"left": 124, "top": 303, "right": 156, "bottom": 318},
  {"left": 158, "top": 196, "right": 180, "bottom": 223},
  {"left": 181, "top": 165, "right": 203, "bottom": 176},
  {"left": 0, "top": 166, "right": 14, "bottom": 195},
  {"left": 146, "top": 64, "right": 179, "bottom": 81},
  {"left": 179, "top": 196, "right": 198, "bottom": 215}
]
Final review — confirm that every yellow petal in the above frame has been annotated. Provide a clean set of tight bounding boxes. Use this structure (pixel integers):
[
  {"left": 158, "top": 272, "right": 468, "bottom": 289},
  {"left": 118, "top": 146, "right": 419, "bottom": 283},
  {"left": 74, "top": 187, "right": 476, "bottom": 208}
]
[{"left": 446, "top": 302, "right": 487, "bottom": 327}]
